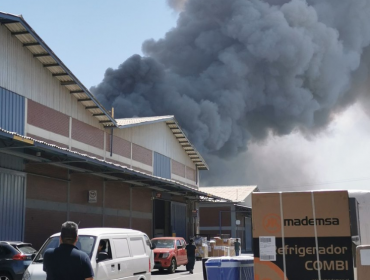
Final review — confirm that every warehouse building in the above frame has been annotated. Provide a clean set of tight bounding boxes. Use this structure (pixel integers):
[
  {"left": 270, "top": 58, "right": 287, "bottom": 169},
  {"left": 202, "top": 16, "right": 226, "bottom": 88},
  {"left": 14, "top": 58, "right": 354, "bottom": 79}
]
[
  {"left": 198, "top": 186, "right": 258, "bottom": 253},
  {"left": 0, "top": 12, "right": 229, "bottom": 248}
]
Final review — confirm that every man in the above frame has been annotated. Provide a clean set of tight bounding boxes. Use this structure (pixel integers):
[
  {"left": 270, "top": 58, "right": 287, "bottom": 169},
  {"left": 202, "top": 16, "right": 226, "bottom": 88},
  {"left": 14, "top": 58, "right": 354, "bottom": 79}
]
[
  {"left": 43, "top": 221, "right": 94, "bottom": 280},
  {"left": 234, "top": 238, "right": 241, "bottom": 256},
  {"left": 185, "top": 239, "right": 196, "bottom": 274}
]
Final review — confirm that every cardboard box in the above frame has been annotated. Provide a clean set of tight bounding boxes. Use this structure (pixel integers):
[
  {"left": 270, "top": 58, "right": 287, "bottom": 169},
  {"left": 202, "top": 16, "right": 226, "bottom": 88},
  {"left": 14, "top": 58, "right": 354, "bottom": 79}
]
[
  {"left": 195, "top": 244, "right": 208, "bottom": 258},
  {"left": 215, "top": 238, "right": 232, "bottom": 246},
  {"left": 356, "top": 245, "right": 370, "bottom": 280},
  {"left": 213, "top": 246, "right": 228, "bottom": 256},
  {"left": 208, "top": 240, "right": 215, "bottom": 257},
  {"left": 252, "top": 190, "right": 354, "bottom": 280}
]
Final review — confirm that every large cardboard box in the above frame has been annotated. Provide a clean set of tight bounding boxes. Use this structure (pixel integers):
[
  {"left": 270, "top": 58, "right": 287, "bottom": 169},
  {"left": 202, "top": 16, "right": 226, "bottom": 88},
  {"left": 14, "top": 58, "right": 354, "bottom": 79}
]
[
  {"left": 252, "top": 190, "right": 354, "bottom": 280},
  {"left": 356, "top": 245, "right": 370, "bottom": 280},
  {"left": 195, "top": 244, "right": 208, "bottom": 258},
  {"left": 213, "top": 246, "right": 228, "bottom": 256}
]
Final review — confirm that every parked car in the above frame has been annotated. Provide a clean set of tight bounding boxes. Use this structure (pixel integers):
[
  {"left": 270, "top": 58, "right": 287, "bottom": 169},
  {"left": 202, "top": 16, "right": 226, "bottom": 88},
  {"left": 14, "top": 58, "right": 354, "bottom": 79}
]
[
  {"left": 151, "top": 237, "right": 188, "bottom": 273},
  {"left": 22, "top": 228, "right": 155, "bottom": 280},
  {"left": 0, "top": 241, "right": 37, "bottom": 280}
]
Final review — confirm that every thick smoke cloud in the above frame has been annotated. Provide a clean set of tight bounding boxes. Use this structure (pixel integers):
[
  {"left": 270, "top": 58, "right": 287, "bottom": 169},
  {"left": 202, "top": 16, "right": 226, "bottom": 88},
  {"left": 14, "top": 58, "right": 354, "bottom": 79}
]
[
  {"left": 166, "top": 0, "right": 188, "bottom": 11},
  {"left": 92, "top": 0, "right": 370, "bottom": 175}
]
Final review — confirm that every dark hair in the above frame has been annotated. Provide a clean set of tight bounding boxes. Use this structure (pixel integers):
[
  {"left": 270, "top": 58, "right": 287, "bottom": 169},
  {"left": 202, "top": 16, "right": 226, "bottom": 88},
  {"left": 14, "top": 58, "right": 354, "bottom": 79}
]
[
  {"left": 61, "top": 221, "right": 78, "bottom": 244},
  {"left": 99, "top": 240, "right": 106, "bottom": 251},
  {"left": 189, "top": 239, "right": 194, "bottom": 244}
]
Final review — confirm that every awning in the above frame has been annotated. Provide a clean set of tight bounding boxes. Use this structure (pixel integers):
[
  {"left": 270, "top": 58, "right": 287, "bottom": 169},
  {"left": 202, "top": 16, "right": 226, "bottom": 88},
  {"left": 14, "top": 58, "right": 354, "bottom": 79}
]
[{"left": 0, "top": 128, "right": 229, "bottom": 202}]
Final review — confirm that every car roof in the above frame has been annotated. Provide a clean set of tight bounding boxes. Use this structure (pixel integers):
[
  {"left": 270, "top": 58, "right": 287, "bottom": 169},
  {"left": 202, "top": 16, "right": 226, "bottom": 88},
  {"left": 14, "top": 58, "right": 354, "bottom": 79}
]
[
  {"left": 50, "top": 227, "right": 145, "bottom": 237},
  {"left": 151, "top": 237, "right": 184, "bottom": 240},
  {"left": 0, "top": 241, "right": 33, "bottom": 246}
]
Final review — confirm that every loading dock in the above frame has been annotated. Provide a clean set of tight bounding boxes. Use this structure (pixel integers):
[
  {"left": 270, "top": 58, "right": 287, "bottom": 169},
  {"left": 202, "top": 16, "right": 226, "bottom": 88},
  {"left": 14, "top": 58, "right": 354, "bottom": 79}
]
[{"left": 153, "top": 197, "right": 187, "bottom": 238}]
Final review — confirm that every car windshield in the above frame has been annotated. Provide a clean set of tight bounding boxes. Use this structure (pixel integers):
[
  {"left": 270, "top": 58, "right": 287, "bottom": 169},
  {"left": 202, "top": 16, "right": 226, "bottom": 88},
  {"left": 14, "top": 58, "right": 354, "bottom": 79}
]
[
  {"left": 16, "top": 245, "right": 37, "bottom": 254},
  {"left": 33, "top": 235, "right": 96, "bottom": 262},
  {"left": 151, "top": 239, "right": 174, "bottom": 248}
]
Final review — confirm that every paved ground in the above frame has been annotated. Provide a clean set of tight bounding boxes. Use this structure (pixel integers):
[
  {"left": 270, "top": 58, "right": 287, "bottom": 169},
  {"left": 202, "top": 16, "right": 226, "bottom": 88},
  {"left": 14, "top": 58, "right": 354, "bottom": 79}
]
[{"left": 151, "top": 260, "right": 205, "bottom": 280}]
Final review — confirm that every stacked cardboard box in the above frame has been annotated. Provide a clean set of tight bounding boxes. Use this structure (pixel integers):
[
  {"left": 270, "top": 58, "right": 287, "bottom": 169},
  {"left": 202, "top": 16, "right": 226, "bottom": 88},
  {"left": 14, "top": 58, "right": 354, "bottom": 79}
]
[
  {"left": 194, "top": 236, "right": 208, "bottom": 258},
  {"left": 208, "top": 237, "right": 236, "bottom": 257},
  {"left": 207, "top": 240, "right": 215, "bottom": 257}
]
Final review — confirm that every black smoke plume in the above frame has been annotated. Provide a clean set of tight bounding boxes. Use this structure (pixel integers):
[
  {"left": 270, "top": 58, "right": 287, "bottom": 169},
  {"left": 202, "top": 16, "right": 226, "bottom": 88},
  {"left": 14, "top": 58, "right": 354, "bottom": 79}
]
[{"left": 91, "top": 0, "right": 370, "bottom": 186}]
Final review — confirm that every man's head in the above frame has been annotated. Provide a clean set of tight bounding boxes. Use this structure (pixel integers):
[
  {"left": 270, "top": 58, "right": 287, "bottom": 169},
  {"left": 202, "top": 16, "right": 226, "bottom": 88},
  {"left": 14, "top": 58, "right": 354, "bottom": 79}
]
[{"left": 60, "top": 221, "right": 78, "bottom": 245}]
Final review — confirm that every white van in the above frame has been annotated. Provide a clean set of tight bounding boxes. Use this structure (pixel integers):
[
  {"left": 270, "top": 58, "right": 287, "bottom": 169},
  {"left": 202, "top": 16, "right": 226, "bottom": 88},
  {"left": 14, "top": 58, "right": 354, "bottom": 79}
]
[{"left": 22, "top": 228, "right": 155, "bottom": 280}]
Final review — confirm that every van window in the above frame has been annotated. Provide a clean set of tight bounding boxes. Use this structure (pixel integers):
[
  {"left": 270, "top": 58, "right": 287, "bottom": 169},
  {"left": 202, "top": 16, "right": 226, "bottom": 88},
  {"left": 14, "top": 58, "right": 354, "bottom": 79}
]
[
  {"left": 96, "top": 239, "right": 112, "bottom": 262},
  {"left": 130, "top": 237, "right": 146, "bottom": 256},
  {"left": 144, "top": 235, "right": 152, "bottom": 248},
  {"left": 112, "top": 238, "right": 130, "bottom": 258}
]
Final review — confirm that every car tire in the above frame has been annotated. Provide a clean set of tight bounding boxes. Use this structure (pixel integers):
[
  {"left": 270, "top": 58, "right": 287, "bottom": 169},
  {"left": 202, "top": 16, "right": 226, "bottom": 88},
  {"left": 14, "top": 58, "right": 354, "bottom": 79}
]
[
  {"left": 0, "top": 273, "right": 13, "bottom": 280},
  {"left": 168, "top": 258, "right": 176, "bottom": 274}
]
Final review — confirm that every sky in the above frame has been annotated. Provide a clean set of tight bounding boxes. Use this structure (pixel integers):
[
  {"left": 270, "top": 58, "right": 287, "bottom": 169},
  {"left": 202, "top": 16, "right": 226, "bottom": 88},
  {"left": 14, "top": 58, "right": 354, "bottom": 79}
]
[{"left": 2, "top": 1, "right": 370, "bottom": 191}]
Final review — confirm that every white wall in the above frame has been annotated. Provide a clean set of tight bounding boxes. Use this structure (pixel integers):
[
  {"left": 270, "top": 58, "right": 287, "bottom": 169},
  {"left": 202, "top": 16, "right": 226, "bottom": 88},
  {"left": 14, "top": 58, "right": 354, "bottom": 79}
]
[
  {"left": 0, "top": 25, "right": 102, "bottom": 129},
  {"left": 113, "top": 122, "right": 196, "bottom": 168}
]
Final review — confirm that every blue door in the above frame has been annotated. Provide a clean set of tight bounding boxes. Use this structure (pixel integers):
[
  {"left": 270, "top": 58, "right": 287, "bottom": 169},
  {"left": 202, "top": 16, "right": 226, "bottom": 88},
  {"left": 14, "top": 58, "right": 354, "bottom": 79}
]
[
  {"left": 171, "top": 202, "right": 187, "bottom": 239},
  {"left": 0, "top": 170, "right": 26, "bottom": 241}
]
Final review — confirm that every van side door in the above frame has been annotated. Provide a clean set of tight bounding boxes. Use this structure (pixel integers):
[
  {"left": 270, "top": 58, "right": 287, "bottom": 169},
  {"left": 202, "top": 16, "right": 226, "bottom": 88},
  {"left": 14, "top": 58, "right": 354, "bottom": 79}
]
[
  {"left": 128, "top": 236, "right": 150, "bottom": 277},
  {"left": 95, "top": 238, "right": 118, "bottom": 280},
  {"left": 111, "top": 237, "right": 133, "bottom": 279}
]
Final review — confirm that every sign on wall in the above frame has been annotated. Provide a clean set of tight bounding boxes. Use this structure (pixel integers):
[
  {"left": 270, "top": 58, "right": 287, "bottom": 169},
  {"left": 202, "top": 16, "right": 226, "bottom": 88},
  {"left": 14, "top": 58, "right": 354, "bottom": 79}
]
[{"left": 88, "top": 190, "right": 97, "bottom": 203}]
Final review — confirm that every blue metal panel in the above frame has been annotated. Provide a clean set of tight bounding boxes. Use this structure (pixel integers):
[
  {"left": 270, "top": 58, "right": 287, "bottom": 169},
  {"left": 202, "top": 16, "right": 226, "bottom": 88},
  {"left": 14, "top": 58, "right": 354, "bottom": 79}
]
[
  {"left": 0, "top": 154, "right": 24, "bottom": 171},
  {"left": 171, "top": 202, "right": 187, "bottom": 239},
  {"left": 0, "top": 172, "right": 26, "bottom": 241},
  {"left": 154, "top": 152, "right": 171, "bottom": 179},
  {"left": 0, "top": 87, "right": 25, "bottom": 135}
]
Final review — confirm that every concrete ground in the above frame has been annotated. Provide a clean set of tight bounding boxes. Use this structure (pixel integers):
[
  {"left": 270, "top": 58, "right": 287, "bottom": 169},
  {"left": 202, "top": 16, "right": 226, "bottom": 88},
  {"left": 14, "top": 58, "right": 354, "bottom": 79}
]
[{"left": 151, "top": 260, "right": 205, "bottom": 280}]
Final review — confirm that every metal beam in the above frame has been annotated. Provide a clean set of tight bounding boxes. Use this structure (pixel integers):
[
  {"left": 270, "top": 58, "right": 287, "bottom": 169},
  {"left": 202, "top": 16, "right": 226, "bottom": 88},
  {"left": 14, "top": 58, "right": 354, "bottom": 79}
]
[
  {"left": 77, "top": 98, "right": 92, "bottom": 102},
  {"left": 52, "top": 73, "right": 69, "bottom": 77},
  {"left": 60, "top": 81, "right": 77, "bottom": 86},
  {"left": 85, "top": 106, "right": 99, "bottom": 109},
  {"left": 0, "top": 149, "right": 47, "bottom": 163},
  {"left": 12, "top": 31, "right": 29, "bottom": 36},
  {"left": 70, "top": 90, "right": 84, "bottom": 94},
  {"left": 93, "top": 113, "right": 106, "bottom": 116},
  {"left": 23, "top": 42, "right": 40, "bottom": 47},
  {"left": 43, "top": 63, "right": 59, "bottom": 68},
  {"left": 99, "top": 120, "right": 113, "bottom": 123},
  {"left": 33, "top": 53, "right": 50, "bottom": 58}
]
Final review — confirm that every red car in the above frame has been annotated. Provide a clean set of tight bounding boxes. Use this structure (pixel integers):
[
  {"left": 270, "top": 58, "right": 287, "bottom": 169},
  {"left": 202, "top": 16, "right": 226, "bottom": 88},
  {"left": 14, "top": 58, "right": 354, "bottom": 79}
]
[{"left": 151, "top": 237, "right": 188, "bottom": 273}]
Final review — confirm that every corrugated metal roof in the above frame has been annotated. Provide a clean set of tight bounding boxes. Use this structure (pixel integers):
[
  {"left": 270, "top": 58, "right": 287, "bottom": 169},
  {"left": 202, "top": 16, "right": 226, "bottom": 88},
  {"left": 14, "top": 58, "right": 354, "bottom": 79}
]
[
  {"left": 0, "top": 127, "right": 221, "bottom": 201},
  {"left": 116, "top": 116, "right": 174, "bottom": 126},
  {"left": 199, "top": 186, "right": 258, "bottom": 202},
  {"left": 0, "top": 12, "right": 116, "bottom": 127},
  {"left": 116, "top": 116, "right": 208, "bottom": 170}
]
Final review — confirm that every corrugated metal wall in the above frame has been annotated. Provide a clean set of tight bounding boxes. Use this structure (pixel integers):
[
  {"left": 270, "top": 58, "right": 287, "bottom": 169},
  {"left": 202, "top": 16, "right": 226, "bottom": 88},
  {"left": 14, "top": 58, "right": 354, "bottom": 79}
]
[
  {"left": 154, "top": 152, "right": 171, "bottom": 179},
  {"left": 0, "top": 171, "right": 26, "bottom": 241},
  {"left": 0, "top": 154, "right": 24, "bottom": 171},
  {"left": 171, "top": 202, "right": 187, "bottom": 239},
  {"left": 0, "top": 87, "right": 25, "bottom": 134},
  {"left": 0, "top": 25, "right": 101, "bottom": 129}
]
